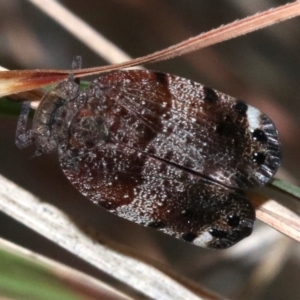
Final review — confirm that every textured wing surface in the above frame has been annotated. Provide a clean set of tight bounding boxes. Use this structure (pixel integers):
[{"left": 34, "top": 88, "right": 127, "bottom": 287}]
[
  {"left": 54, "top": 70, "right": 270, "bottom": 248},
  {"left": 59, "top": 138, "right": 255, "bottom": 249},
  {"left": 79, "top": 70, "right": 281, "bottom": 189}
]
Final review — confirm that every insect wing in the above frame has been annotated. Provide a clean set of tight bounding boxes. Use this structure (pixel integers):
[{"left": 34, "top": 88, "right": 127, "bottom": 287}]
[
  {"left": 59, "top": 135, "right": 255, "bottom": 249},
  {"left": 80, "top": 70, "right": 281, "bottom": 189},
  {"left": 55, "top": 70, "right": 273, "bottom": 248}
]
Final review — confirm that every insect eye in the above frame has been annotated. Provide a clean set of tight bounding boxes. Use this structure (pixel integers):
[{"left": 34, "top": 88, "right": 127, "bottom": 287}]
[
  {"left": 209, "top": 228, "right": 228, "bottom": 238},
  {"left": 227, "top": 214, "right": 240, "bottom": 227}
]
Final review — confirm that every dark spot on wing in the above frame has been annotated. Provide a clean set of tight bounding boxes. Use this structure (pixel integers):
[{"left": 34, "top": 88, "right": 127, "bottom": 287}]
[
  {"left": 147, "top": 221, "right": 165, "bottom": 229},
  {"left": 203, "top": 87, "right": 218, "bottom": 103},
  {"left": 209, "top": 228, "right": 228, "bottom": 238},
  {"left": 100, "top": 201, "right": 117, "bottom": 210},
  {"left": 252, "top": 152, "right": 266, "bottom": 164},
  {"left": 182, "top": 232, "right": 197, "bottom": 242},
  {"left": 234, "top": 100, "right": 248, "bottom": 115},
  {"left": 180, "top": 208, "right": 195, "bottom": 218},
  {"left": 252, "top": 129, "right": 267, "bottom": 143},
  {"left": 215, "top": 116, "right": 235, "bottom": 136},
  {"left": 227, "top": 214, "right": 240, "bottom": 227},
  {"left": 154, "top": 72, "right": 168, "bottom": 85}
]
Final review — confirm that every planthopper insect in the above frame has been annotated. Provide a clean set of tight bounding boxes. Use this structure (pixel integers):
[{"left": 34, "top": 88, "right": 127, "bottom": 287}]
[{"left": 16, "top": 57, "right": 281, "bottom": 249}]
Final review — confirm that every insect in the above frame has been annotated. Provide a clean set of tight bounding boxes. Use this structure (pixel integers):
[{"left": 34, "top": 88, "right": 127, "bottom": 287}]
[{"left": 16, "top": 58, "right": 281, "bottom": 249}]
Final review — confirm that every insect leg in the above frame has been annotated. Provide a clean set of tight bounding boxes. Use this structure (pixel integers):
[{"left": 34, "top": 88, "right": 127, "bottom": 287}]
[
  {"left": 71, "top": 56, "right": 82, "bottom": 71},
  {"left": 54, "top": 57, "right": 82, "bottom": 101},
  {"left": 15, "top": 101, "right": 34, "bottom": 149}
]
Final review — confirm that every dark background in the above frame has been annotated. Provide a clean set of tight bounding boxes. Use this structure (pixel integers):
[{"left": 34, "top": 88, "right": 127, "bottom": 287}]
[{"left": 0, "top": 1, "right": 299, "bottom": 299}]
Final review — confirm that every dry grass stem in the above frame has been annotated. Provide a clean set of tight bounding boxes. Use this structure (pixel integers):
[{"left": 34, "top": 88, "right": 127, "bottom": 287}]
[
  {"left": 27, "top": 0, "right": 132, "bottom": 64},
  {"left": 251, "top": 193, "right": 300, "bottom": 243},
  {"left": 1, "top": 1, "right": 300, "bottom": 98}
]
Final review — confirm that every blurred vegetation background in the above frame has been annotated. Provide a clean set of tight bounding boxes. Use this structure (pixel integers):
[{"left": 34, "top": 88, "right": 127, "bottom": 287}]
[{"left": 0, "top": 1, "right": 300, "bottom": 299}]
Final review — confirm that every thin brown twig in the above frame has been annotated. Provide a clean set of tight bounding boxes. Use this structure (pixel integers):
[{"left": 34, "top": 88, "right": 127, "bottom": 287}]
[{"left": 1, "top": 1, "right": 300, "bottom": 97}]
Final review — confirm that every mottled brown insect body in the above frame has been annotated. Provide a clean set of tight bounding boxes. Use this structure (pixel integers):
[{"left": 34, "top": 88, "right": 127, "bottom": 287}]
[{"left": 16, "top": 63, "right": 281, "bottom": 249}]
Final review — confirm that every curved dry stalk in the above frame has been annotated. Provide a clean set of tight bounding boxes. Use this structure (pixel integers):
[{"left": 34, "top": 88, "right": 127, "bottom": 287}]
[
  {"left": 1, "top": 1, "right": 300, "bottom": 97},
  {"left": 0, "top": 66, "right": 45, "bottom": 101}
]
